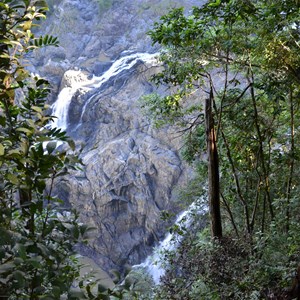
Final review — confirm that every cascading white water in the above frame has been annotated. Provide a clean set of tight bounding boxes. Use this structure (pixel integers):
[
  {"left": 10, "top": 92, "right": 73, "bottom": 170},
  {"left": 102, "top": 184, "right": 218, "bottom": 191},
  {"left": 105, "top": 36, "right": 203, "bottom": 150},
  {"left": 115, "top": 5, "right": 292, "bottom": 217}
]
[
  {"left": 92, "top": 52, "right": 158, "bottom": 89},
  {"left": 50, "top": 70, "right": 93, "bottom": 130},
  {"left": 134, "top": 200, "right": 207, "bottom": 285},
  {"left": 79, "top": 52, "right": 158, "bottom": 124},
  {"left": 51, "top": 52, "right": 158, "bottom": 130},
  {"left": 51, "top": 87, "right": 77, "bottom": 130}
]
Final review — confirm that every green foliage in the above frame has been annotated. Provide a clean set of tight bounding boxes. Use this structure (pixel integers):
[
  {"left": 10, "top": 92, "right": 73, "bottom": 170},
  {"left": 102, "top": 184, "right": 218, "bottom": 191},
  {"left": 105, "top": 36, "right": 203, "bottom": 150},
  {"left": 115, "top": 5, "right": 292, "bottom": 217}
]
[
  {"left": 140, "top": 93, "right": 187, "bottom": 127},
  {"left": 146, "top": 0, "right": 300, "bottom": 235},
  {"left": 0, "top": 1, "right": 91, "bottom": 299},
  {"left": 29, "top": 35, "right": 59, "bottom": 48},
  {"left": 155, "top": 227, "right": 300, "bottom": 299},
  {"left": 181, "top": 126, "right": 206, "bottom": 163},
  {"left": 143, "top": 0, "right": 300, "bottom": 298}
]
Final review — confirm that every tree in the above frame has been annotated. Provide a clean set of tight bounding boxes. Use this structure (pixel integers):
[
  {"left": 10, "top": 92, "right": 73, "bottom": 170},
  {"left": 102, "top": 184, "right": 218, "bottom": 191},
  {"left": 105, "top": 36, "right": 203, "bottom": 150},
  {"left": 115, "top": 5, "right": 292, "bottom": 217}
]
[
  {"left": 145, "top": 6, "right": 226, "bottom": 238},
  {"left": 0, "top": 1, "right": 90, "bottom": 299},
  {"left": 145, "top": 0, "right": 300, "bottom": 238},
  {"left": 144, "top": 0, "right": 300, "bottom": 297}
]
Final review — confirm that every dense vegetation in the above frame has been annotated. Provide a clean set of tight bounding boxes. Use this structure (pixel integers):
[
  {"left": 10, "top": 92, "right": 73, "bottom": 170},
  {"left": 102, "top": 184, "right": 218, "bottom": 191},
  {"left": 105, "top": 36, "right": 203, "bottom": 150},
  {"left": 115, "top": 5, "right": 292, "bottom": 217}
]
[
  {"left": 0, "top": 2, "right": 133, "bottom": 299},
  {"left": 0, "top": 1, "right": 93, "bottom": 299},
  {"left": 141, "top": 0, "right": 300, "bottom": 298}
]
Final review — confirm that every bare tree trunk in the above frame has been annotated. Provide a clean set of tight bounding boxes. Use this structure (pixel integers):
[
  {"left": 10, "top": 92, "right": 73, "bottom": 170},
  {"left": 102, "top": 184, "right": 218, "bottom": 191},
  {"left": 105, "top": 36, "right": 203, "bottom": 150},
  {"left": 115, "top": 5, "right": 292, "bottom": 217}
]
[{"left": 206, "top": 86, "right": 222, "bottom": 238}]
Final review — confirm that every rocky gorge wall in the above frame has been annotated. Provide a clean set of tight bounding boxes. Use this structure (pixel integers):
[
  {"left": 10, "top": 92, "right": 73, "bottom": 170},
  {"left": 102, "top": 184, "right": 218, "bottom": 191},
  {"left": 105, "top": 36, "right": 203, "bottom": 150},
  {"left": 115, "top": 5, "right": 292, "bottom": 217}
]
[{"left": 31, "top": 0, "right": 204, "bottom": 272}]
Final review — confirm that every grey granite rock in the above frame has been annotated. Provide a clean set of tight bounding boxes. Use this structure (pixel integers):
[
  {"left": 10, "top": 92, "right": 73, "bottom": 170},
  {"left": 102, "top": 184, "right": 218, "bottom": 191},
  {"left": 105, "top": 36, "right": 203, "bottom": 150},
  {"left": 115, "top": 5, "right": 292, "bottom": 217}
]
[{"left": 33, "top": 0, "right": 204, "bottom": 273}]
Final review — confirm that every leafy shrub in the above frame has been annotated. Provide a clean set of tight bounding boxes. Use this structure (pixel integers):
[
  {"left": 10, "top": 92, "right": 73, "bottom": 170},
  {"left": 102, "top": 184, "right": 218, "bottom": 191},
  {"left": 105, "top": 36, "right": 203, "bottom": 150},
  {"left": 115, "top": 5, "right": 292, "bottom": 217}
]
[
  {"left": 0, "top": 1, "right": 90, "bottom": 298},
  {"left": 155, "top": 227, "right": 300, "bottom": 299}
]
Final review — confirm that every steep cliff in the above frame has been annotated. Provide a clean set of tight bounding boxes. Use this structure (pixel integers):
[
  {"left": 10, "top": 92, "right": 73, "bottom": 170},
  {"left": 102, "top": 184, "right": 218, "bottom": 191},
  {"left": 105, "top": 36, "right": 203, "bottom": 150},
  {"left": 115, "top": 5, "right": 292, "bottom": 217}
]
[
  {"left": 31, "top": 0, "right": 202, "bottom": 272},
  {"left": 29, "top": 0, "right": 199, "bottom": 96}
]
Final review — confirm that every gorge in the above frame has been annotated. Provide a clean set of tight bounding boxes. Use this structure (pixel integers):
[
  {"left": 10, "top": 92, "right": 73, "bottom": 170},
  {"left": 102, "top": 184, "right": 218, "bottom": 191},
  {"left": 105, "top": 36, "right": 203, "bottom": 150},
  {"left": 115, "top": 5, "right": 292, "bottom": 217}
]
[{"left": 30, "top": 0, "right": 203, "bottom": 275}]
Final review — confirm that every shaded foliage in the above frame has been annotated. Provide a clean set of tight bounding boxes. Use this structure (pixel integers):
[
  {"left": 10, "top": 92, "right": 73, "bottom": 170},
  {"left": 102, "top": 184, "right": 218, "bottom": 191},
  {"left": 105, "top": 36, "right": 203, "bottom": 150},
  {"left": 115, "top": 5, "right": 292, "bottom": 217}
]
[
  {"left": 142, "top": 0, "right": 300, "bottom": 298},
  {"left": 0, "top": 1, "right": 91, "bottom": 299}
]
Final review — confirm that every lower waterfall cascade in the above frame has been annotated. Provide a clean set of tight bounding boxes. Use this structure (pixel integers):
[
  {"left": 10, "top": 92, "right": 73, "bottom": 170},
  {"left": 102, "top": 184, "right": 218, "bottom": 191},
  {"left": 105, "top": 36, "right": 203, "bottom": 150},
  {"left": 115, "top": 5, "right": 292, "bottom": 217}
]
[{"left": 133, "top": 199, "right": 207, "bottom": 285}]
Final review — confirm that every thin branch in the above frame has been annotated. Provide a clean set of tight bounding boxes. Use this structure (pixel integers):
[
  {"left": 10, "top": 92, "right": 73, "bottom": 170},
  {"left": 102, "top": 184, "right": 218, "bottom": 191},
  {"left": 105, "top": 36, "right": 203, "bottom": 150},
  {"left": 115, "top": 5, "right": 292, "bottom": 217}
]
[
  {"left": 221, "top": 83, "right": 252, "bottom": 111},
  {"left": 221, "top": 128, "right": 251, "bottom": 234},
  {"left": 216, "top": 49, "right": 229, "bottom": 140},
  {"left": 286, "top": 86, "right": 295, "bottom": 233},
  {"left": 248, "top": 71, "right": 274, "bottom": 220},
  {"left": 220, "top": 192, "right": 239, "bottom": 237}
]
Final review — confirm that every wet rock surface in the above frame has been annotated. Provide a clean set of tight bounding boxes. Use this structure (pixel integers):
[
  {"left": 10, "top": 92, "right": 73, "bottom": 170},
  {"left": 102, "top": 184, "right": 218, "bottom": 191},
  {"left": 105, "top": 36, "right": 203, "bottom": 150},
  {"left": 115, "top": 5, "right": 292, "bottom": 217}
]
[{"left": 33, "top": 0, "right": 203, "bottom": 272}]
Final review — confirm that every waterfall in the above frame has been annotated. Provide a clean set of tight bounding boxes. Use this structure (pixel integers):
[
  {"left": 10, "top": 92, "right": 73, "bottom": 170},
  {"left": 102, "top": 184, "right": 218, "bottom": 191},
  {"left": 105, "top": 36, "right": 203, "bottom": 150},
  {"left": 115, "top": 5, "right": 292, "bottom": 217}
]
[
  {"left": 134, "top": 200, "right": 207, "bottom": 285},
  {"left": 50, "top": 70, "right": 93, "bottom": 130},
  {"left": 51, "top": 87, "right": 77, "bottom": 130},
  {"left": 91, "top": 52, "right": 158, "bottom": 89},
  {"left": 51, "top": 52, "right": 158, "bottom": 130},
  {"left": 79, "top": 52, "right": 158, "bottom": 124}
]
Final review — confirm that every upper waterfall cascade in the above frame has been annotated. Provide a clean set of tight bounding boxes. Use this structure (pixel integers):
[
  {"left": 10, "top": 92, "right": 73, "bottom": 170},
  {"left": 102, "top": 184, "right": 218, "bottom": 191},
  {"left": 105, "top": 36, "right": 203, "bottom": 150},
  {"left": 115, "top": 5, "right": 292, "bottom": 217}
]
[{"left": 51, "top": 52, "right": 158, "bottom": 130}]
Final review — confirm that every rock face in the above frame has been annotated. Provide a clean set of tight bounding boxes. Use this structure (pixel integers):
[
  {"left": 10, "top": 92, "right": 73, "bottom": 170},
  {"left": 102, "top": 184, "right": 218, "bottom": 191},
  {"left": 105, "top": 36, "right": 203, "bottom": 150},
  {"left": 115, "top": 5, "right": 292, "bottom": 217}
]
[
  {"left": 56, "top": 59, "right": 188, "bottom": 271},
  {"left": 33, "top": 0, "right": 203, "bottom": 272},
  {"left": 30, "top": 0, "right": 201, "bottom": 96}
]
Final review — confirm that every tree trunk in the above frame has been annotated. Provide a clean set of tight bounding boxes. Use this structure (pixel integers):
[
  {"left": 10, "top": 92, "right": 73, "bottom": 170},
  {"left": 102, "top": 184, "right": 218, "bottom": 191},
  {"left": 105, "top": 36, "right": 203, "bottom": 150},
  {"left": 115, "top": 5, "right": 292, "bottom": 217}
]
[{"left": 205, "top": 87, "right": 222, "bottom": 238}]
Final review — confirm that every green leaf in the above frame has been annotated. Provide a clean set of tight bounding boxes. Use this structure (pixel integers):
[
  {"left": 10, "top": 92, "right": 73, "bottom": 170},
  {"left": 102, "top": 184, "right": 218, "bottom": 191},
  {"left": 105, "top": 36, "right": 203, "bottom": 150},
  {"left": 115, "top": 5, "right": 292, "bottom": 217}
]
[
  {"left": 22, "top": 20, "right": 32, "bottom": 31},
  {"left": 36, "top": 78, "right": 49, "bottom": 87},
  {"left": 39, "top": 296, "right": 56, "bottom": 300},
  {"left": 27, "top": 257, "right": 41, "bottom": 268},
  {"left": 36, "top": 242, "right": 50, "bottom": 256},
  {"left": 7, "top": 149, "right": 21, "bottom": 157},
  {"left": 0, "top": 228, "right": 12, "bottom": 245},
  {"left": 208, "top": 0, "right": 221, "bottom": 7},
  {"left": 16, "top": 127, "right": 33, "bottom": 135},
  {"left": 6, "top": 173, "right": 19, "bottom": 185},
  {"left": 51, "top": 285, "right": 62, "bottom": 298},
  {"left": 97, "top": 282, "right": 110, "bottom": 293},
  {"left": 15, "top": 243, "right": 26, "bottom": 260},
  {"left": 32, "top": 105, "right": 43, "bottom": 113},
  {"left": 13, "top": 270, "right": 25, "bottom": 288},
  {"left": 13, "top": 257, "right": 23, "bottom": 265},
  {"left": 0, "top": 116, "right": 5, "bottom": 126},
  {"left": 67, "top": 139, "right": 75, "bottom": 151},
  {"left": 46, "top": 141, "right": 57, "bottom": 154},
  {"left": 0, "top": 262, "right": 14, "bottom": 274},
  {"left": 0, "top": 143, "right": 4, "bottom": 156},
  {"left": 68, "top": 288, "right": 87, "bottom": 299},
  {"left": 109, "top": 269, "right": 121, "bottom": 284},
  {"left": 0, "top": 39, "right": 22, "bottom": 48}
]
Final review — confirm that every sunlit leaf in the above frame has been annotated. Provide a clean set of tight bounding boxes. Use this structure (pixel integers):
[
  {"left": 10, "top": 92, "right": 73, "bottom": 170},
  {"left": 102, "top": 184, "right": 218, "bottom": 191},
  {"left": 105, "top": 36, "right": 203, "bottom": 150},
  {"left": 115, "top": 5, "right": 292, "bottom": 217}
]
[{"left": 0, "top": 143, "right": 4, "bottom": 156}]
